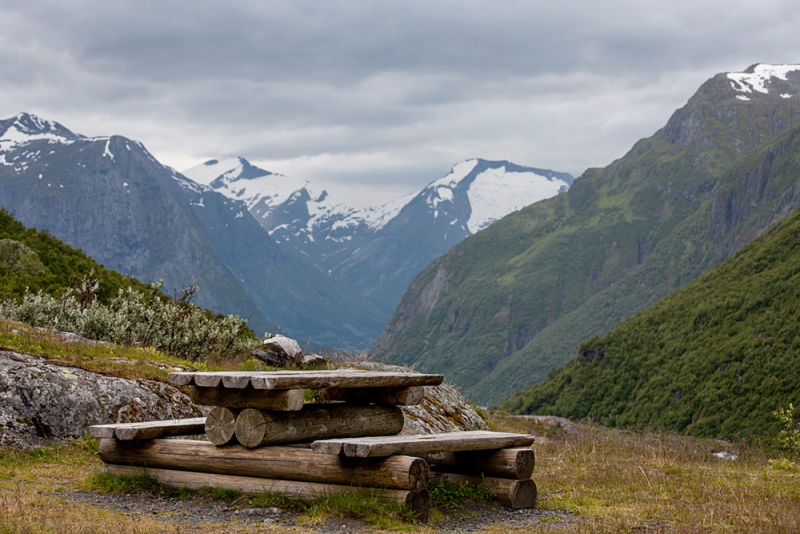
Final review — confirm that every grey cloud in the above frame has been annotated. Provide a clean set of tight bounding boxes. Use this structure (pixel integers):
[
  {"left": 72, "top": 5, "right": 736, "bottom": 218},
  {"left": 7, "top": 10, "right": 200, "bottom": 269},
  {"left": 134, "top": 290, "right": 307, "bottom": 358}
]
[{"left": 1, "top": 1, "right": 800, "bottom": 206}]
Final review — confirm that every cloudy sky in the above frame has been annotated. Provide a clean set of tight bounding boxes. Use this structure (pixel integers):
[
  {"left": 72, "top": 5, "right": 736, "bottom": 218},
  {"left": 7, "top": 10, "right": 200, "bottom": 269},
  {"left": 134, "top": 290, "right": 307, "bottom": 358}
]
[{"left": 2, "top": 1, "right": 799, "bottom": 206}]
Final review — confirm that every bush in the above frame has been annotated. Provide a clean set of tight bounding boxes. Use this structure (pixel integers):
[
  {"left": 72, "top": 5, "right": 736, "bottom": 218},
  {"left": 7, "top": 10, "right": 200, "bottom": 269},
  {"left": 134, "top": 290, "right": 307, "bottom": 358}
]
[
  {"left": 775, "top": 404, "right": 800, "bottom": 457},
  {"left": 0, "top": 273, "right": 259, "bottom": 362}
]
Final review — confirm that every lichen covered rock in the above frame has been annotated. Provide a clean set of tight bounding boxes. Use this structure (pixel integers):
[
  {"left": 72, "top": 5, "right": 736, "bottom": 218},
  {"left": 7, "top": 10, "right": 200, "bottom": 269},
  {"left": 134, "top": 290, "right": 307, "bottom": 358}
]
[
  {"left": 343, "top": 362, "right": 489, "bottom": 434},
  {"left": 0, "top": 351, "right": 201, "bottom": 449}
]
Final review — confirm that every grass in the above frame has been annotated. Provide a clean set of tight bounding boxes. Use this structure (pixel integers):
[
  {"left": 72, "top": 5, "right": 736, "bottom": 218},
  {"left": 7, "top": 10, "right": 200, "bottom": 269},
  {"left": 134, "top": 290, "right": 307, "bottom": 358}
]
[
  {"left": 0, "top": 318, "right": 308, "bottom": 383},
  {"left": 0, "top": 319, "right": 209, "bottom": 381},
  {"left": 489, "top": 413, "right": 800, "bottom": 533},
  {"left": 3, "top": 419, "right": 799, "bottom": 532},
  {"left": 428, "top": 479, "right": 494, "bottom": 509}
]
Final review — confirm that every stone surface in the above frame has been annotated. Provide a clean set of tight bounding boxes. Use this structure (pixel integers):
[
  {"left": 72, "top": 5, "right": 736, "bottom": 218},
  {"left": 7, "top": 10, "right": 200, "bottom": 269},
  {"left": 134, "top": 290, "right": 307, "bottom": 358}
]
[
  {"left": 341, "top": 362, "right": 489, "bottom": 435},
  {"left": 0, "top": 351, "right": 202, "bottom": 449},
  {"left": 253, "top": 335, "right": 304, "bottom": 366}
]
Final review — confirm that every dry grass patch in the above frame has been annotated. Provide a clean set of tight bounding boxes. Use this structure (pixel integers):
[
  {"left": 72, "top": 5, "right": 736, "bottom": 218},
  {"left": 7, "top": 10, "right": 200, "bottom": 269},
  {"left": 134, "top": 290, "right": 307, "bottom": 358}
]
[{"left": 489, "top": 413, "right": 800, "bottom": 533}]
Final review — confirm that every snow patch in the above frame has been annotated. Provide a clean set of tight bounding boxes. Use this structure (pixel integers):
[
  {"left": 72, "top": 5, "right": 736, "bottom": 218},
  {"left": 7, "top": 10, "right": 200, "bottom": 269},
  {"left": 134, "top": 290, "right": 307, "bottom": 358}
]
[
  {"left": 727, "top": 64, "right": 800, "bottom": 95},
  {"left": 736, "top": 95, "right": 750, "bottom": 101},
  {"left": 466, "top": 165, "right": 569, "bottom": 234},
  {"left": 781, "top": 93, "right": 793, "bottom": 99},
  {"left": 103, "top": 139, "right": 114, "bottom": 160}
]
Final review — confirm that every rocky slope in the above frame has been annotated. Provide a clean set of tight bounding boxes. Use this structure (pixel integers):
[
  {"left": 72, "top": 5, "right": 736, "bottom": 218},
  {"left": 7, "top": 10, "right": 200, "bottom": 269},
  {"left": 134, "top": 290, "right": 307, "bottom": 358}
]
[{"left": 372, "top": 64, "right": 800, "bottom": 404}]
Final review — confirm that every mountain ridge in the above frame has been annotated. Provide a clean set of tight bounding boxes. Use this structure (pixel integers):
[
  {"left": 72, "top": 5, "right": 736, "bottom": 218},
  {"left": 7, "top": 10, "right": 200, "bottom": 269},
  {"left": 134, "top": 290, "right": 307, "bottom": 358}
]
[
  {"left": 372, "top": 63, "right": 800, "bottom": 403},
  {"left": 183, "top": 156, "right": 574, "bottom": 319},
  {"left": 0, "top": 113, "right": 383, "bottom": 347}
]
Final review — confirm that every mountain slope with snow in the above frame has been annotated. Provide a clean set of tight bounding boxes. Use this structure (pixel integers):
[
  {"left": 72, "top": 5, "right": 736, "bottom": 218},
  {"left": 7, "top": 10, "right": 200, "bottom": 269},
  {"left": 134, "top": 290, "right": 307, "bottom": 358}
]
[
  {"left": 0, "top": 113, "right": 384, "bottom": 348},
  {"left": 184, "top": 157, "right": 573, "bottom": 318}
]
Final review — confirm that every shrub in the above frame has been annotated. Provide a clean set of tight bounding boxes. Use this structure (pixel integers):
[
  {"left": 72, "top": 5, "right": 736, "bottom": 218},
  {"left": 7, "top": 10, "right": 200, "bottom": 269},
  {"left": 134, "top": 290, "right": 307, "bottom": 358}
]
[
  {"left": 774, "top": 404, "right": 800, "bottom": 457},
  {"left": 0, "top": 273, "right": 259, "bottom": 362}
]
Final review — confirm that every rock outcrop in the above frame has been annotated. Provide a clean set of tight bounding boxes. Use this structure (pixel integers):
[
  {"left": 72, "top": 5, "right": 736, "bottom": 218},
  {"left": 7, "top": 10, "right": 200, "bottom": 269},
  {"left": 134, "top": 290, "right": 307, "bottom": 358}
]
[
  {"left": 0, "top": 350, "right": 487, "bottom": 449},
  {"left": 342, "top": 362, "right": 489, "bottom": 435},
  {"left": 0, "top": 351, "right": 201, "bottom": 449}
]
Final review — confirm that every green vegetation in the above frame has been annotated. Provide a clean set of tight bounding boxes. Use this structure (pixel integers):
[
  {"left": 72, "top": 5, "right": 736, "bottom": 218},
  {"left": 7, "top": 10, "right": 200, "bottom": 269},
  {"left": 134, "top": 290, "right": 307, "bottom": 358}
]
[
  {"left": 1, "top": 275, "right": 259, "bottom": 362},
  {"left": 500, "top": 201, "right": 800, "bottom": 439},
  {"left": 376, "top": 73, "right": 800, "bottom": 406},
  {"left": 775, "top": 404, "right": 800, "bottom": 457},
  {"left": 428, "top": 479, "right": 494, "bottom": 509},
  {"left": 0, "top": 209, "right": 260, "bottom": 363},
  {"left": 0, "top": 207, "right": 150, "bottom": 301}
]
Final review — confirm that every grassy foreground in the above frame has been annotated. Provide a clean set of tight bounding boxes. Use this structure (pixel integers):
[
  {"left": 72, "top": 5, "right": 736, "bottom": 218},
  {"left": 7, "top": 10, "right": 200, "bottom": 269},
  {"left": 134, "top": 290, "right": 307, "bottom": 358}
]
[{"left": 1, "top": 418, "right": 798, "bottom": 533}]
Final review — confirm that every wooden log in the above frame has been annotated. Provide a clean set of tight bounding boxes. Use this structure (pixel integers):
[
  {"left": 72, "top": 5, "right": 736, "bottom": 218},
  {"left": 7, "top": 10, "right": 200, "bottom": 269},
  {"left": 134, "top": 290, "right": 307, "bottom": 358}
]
[
  {"left": 98, "top": 438, "right": 429, "bottom": 490},
  {"left": 235, "top": 404, "right": 404, "bottom": 448},
  {"left": 102, "top": 464, "right": 430, "bottom": 520},
  {"left": 168, "top": 370, "right": 443, "bottom": 391},
  {"left": 189, "top": 386, "right": 305, "bottom": 411},
  {"left": 251, "top": 371, "right": 444, "bottom": 390},
  {"left": 420, "top": 448, "right": 534, "bottom": 480},
  {"left": 89, "top": 418, "right": 206, "bottom": 441},
  {"left": 432, "top": 472, "right": 537, "bottom": 509},
  {"left": 312, "top": 431, "right": 535, "bottom": 457},
  {"left": 318, "top": 386, "right": 424, "bottom": 406},
  {"left": 205, "top": 407, "right": 239, "bottom": 446}
]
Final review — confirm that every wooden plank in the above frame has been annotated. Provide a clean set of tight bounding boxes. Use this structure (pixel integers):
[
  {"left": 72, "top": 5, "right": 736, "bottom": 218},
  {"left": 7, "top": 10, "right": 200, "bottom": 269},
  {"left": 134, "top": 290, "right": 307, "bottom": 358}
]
[
  {"left": 311, "top": 431, "right": 535, "bottom": 457},
  {"left": 103, "top": 464, "right": 430, "bottom": 520},
  {"left": 89, "top": 418, "right": 206, "bottom": 441},
  {"left": 255, "top": 371, "right": 443, "bottom": 390},
  {"left": 432, "top": 472, "right": 537, "bottom": 509},
  {"left": 167, "top": 372, "right": 194, "bottom": 386},
  {"left": 169, "top": 370, "right": 443, "bottom": 391},
  {"left": 420, "top": 448, "right": 535, "bottom": 480},
  {"left": 318, "top": 386, "right": 424, "bottom": 406},
  {"left": 98, "top": 439, "right": 429, "bottom": 490},
  {"left": 188, "top": 386, "right": 305, "bottom": 411},
  {"left": 235, "top": 405, "right": 404, "bottom": 448}
]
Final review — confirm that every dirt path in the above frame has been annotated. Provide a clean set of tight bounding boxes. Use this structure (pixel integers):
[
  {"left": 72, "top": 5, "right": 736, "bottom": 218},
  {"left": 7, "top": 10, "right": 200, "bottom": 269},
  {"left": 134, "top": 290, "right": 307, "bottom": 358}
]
[{"left": 66, "top": 489, "right": 575, "bottom": 532}]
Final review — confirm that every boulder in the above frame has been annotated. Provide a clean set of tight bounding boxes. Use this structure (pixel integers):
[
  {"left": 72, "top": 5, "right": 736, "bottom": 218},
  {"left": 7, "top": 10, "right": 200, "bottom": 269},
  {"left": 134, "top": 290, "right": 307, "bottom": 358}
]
[
  {"left": 251, "top": 335, "right": 304, "bottom": 367},
  {"left": 0, "top": 351, "right": 202, "bottom": 449},
  {"left": 341, "top": 362, "right": 489, "bottom": 435}
]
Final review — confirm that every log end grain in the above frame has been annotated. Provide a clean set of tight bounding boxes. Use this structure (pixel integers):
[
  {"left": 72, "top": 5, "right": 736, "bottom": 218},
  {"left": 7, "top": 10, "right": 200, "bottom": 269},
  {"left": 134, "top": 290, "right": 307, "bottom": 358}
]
[
  {"left": 234, "top": 408, "right": 267, "bottom": 448},
  {"left": 507, "top": 479, "right": 537, "bottom": 509},
  {"left": 206, "top": 406, "right": 239, "bottom": 446}
]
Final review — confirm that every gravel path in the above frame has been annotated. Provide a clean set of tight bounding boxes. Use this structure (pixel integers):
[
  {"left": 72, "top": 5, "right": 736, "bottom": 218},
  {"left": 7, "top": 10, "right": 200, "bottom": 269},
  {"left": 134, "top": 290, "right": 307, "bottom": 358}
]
[{"left": 66, "top": 490, "right": 575, "bottom": 532}]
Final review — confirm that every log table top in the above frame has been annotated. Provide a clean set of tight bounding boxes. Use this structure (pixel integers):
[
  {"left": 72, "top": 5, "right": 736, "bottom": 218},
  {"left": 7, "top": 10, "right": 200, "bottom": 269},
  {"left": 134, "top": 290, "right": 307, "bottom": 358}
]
[
  {"left": 310, "top": 430, "right": 535, "bottom": 457},
  {"left": 167, "top": 369, "right": 444, "bottom": 390}
]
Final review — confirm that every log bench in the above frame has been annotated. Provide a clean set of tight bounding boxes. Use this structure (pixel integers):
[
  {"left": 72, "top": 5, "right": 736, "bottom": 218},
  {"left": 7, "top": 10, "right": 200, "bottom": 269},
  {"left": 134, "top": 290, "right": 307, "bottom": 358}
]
[
  {"left": 89, "top": 418, "right": 206, "bottom": 441},
  {"left": 92, "top": 370, "right": 537, "bottom": 518},
  {"left": 167, "top": 370, "right": 444, "bottom": 391},
  {"left": 311, "top": 430, "right": 535, "bottom": 457},
  {"left": 103, "top": 464, "right": 431, "bottom": 520}
]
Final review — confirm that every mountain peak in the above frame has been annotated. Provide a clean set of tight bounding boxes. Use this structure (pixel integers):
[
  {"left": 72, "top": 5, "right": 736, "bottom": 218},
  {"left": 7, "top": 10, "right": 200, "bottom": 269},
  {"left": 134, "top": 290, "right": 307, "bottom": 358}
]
[
  {"left": 184, "top": 157, "right": 276, "bottom": 187},
  {"left": 726, "top": 63, "right": 800, "bottom": 97},
  {"left": 0, "top": 113, "right": 80, "bottom": 148}
]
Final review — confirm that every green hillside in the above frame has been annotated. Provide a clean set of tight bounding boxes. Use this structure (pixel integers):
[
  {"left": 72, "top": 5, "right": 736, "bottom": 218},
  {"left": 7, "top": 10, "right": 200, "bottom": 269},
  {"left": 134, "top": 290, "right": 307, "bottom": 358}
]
[
  {"left": 499, "top": 191, "right": 800, "bottom": 439},
  {"left": 373, "top": 66, "right": 800, "bottom": 404},
  {"left": 470, "top": 125, "right": 800, "bottom": 402},
  {"left": 0, "top": 208, "right": 151, "bottom": 301}
]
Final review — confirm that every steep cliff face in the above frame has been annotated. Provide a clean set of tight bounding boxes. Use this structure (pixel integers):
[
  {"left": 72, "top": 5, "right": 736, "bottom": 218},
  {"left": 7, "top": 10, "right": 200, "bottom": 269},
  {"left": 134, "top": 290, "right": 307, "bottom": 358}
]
[{"left": 373, "top": 64, "right": 800, "bottom": 403}]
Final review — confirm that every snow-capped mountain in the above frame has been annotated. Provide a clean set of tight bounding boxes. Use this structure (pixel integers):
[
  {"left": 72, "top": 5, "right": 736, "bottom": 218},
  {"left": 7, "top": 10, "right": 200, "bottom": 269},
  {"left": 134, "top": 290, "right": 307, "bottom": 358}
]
[
  {"left": 0, "top": 113, "right": 384, "bottom": 348},
  {"left": 184, "top": 157, "right": 574, "bottom": 318},
  {"left": 726, "top": 64, "right": 800, "bottom": 99}
]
